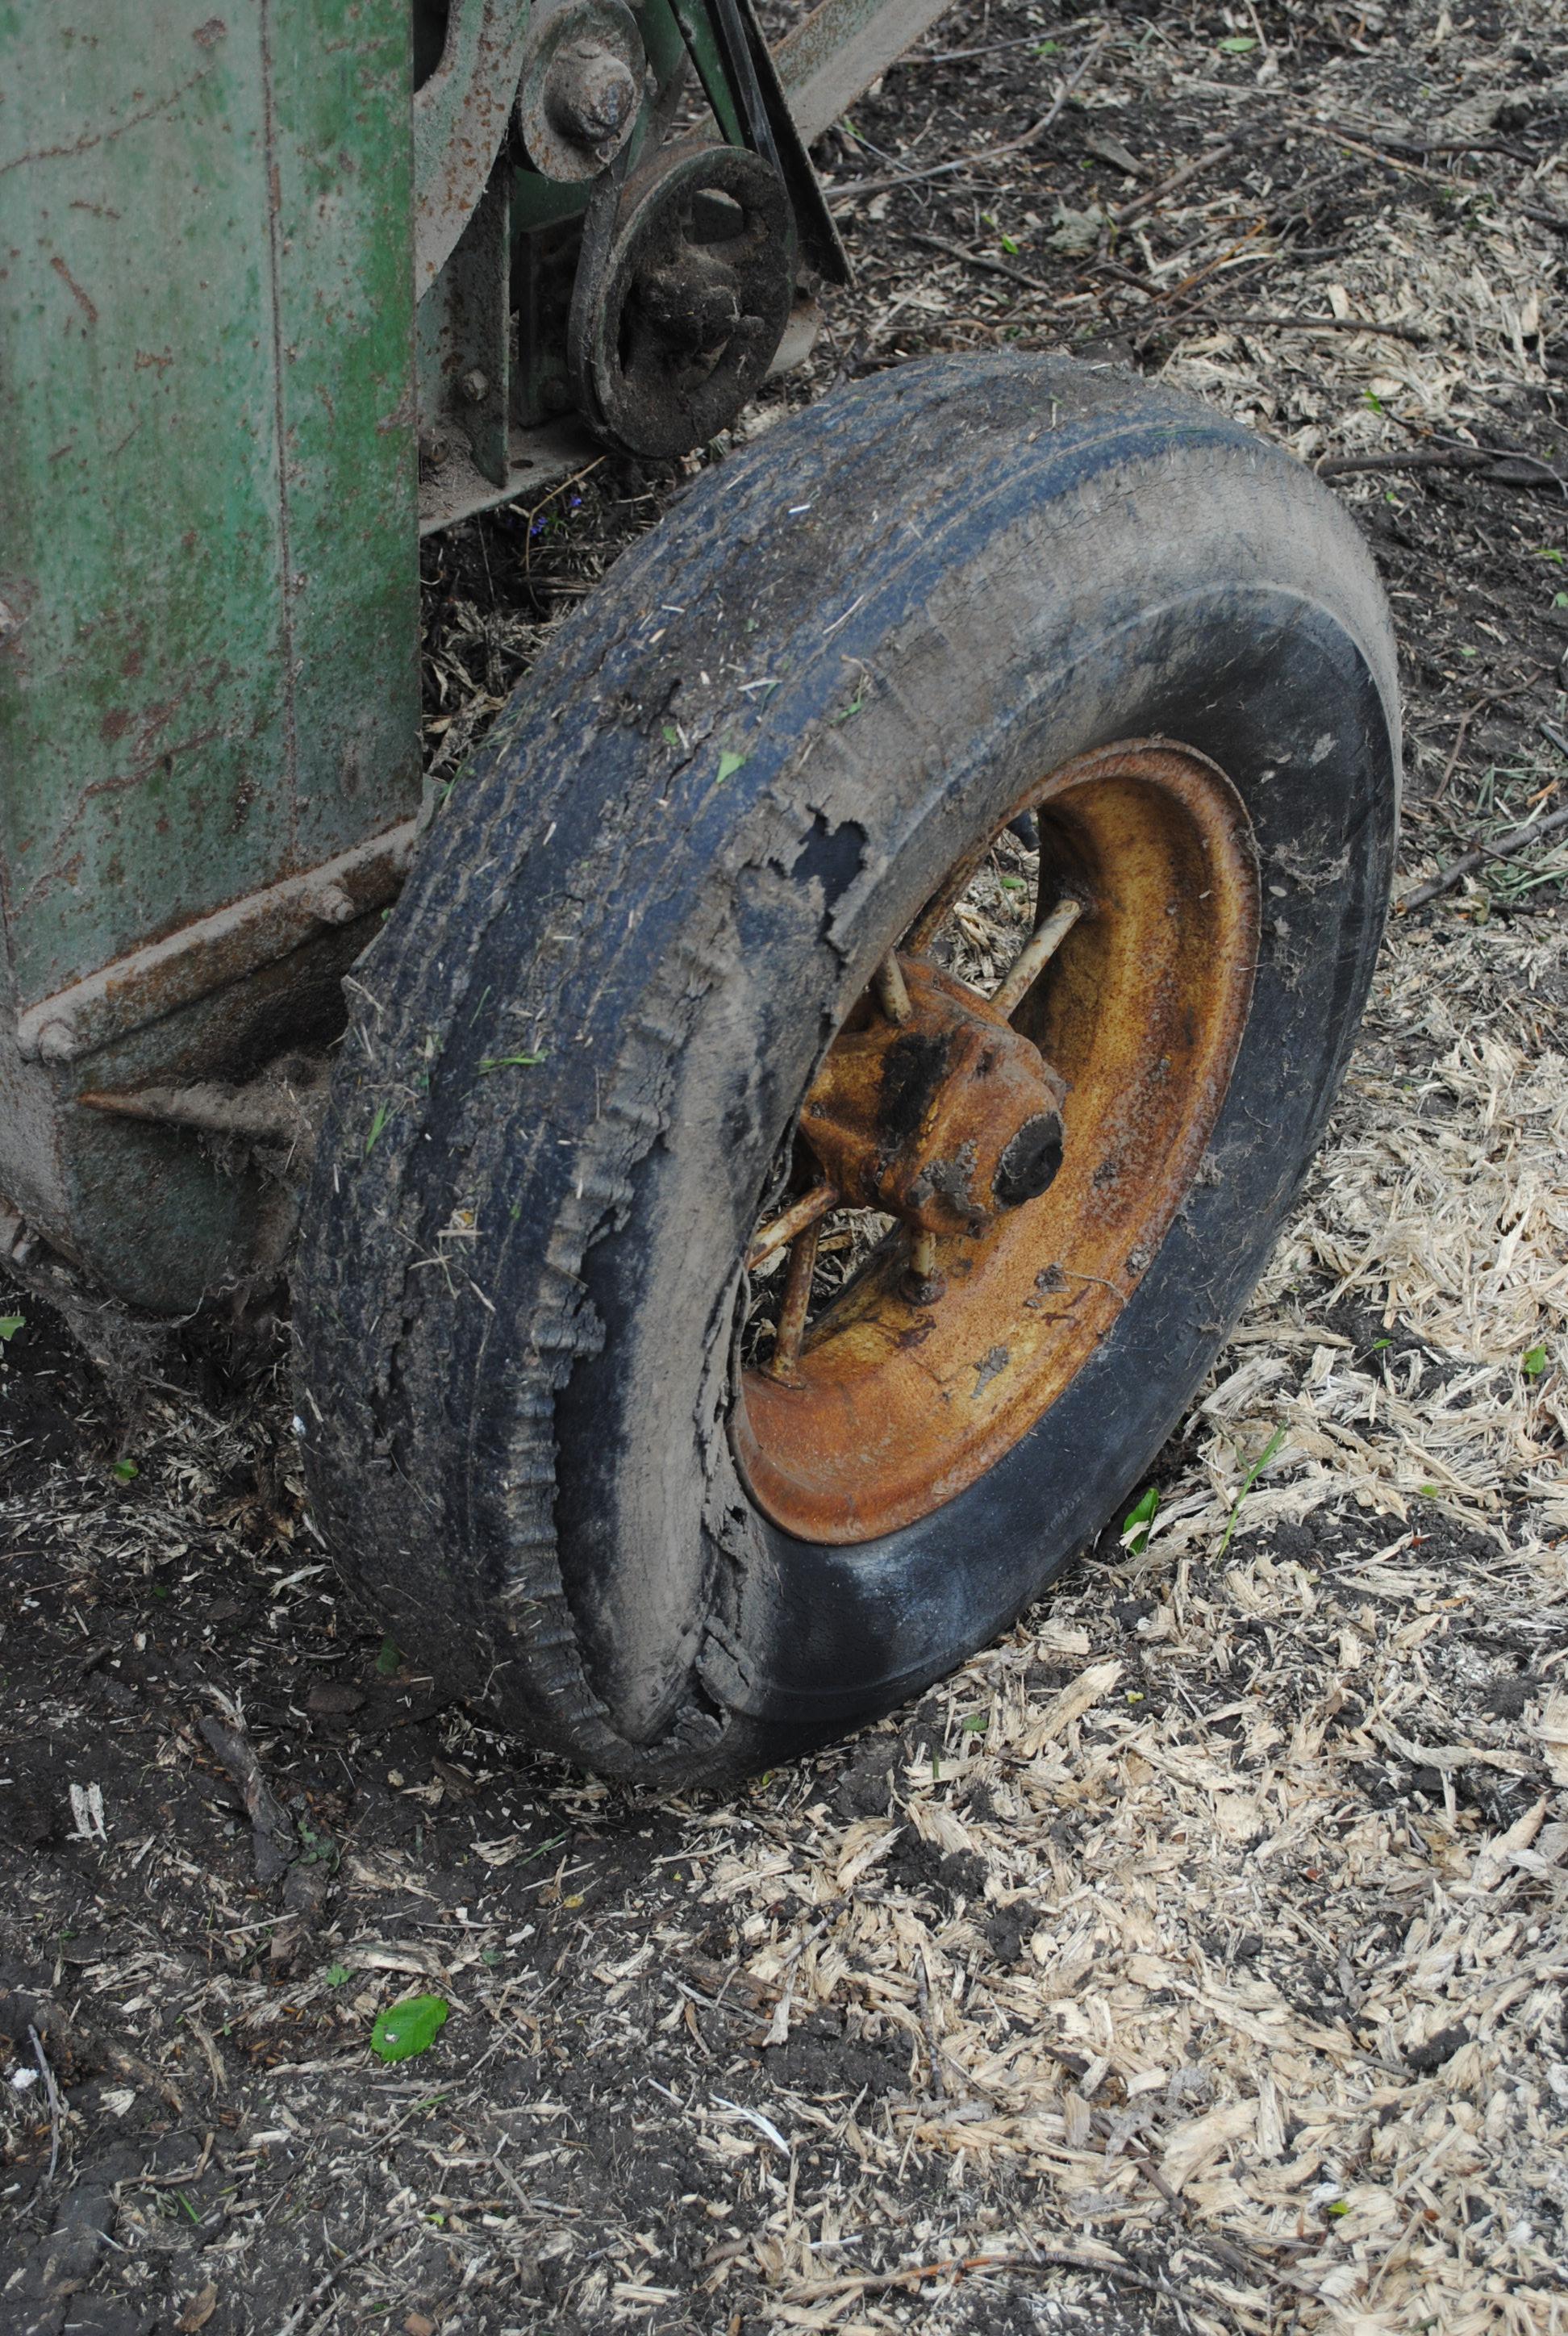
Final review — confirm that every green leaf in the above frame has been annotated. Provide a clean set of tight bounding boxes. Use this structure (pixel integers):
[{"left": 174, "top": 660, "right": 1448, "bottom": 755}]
[
  {"left": 999, "top": 234, "right": 1020, "bottom": 255},
  {"left": 1362, "top": 390, "right": 1383, "bottom": 415},
  {"left": 1326, "top": 2199, "right": 1350, "bottom": 2217},
  {"left": 960, "top": 1711, "right": 989, "bottom": 1734},
  {"left": 515, "top": 1829, "right": 569, "bottom": 1867},
  {"left": 371, "top": 1994, "right": 449, "bottom": 2065},
  {"left": 661, "top": 724, "right": 682, "bottom": 746},
  {"left": 1218, "top": 33, "right": 1257, "bottom": 51},
  {"left": 1522, "top": 1345, "right": 1547, "bottom": 1379},
  {"left": 323, "top": 1963, "right": 352, "bottom": 1988},
  {"left": 1534, "top": 547, "right": 1565, "bottom": 564},
  {"left": 1122, "top": 1484, "right": 1159, "bottom": 1554},
  {"left": 1553, "top": 592, "right": 1568, "bottom": 608},
  {"left": 478, "top": 1051, "right": 545, "bottom": 1072},
  {"left": 365, "top": 1101, "right": 391, "bottom": 1155},
  {"left": 376, "top": 1635, "right": 402, "bottom": 1677},
  {"left": 112, "top": 1458, "right": 139, "bottom": 1483},
  {"left": 715, "top": 749, "right": 748, "bottom": 783},
  {"left": 0, "top": 1313, "right": 25, "bottom": 1341},
  {"left": 1216, "top": 1425, "right": 1286, "bottom": 1559}
]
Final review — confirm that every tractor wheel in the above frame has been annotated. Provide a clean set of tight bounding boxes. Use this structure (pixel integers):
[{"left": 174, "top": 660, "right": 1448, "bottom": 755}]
[{"left": 294, "top": 353, "right": 1399, "bottom": 1787}]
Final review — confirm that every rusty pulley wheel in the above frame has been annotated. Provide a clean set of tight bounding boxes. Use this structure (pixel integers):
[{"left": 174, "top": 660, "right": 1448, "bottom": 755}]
[
  {"left": 734, "top": 741, "right": 1260, "bottom": 1543},
  {"left": 569, "top": 141, "right": 797, "bottom": 457},
  {"left": 298, "top": 353, "right": 1399, "bottom": 1787}
]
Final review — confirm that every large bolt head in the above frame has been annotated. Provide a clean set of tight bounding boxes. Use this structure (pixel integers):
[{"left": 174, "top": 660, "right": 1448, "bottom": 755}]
[
  {"left": 993, "top": 1111, "right": 1065, "bottom": 1208},
  {"left": 545, "top": 41, "right": 639, "bottom": 151}
]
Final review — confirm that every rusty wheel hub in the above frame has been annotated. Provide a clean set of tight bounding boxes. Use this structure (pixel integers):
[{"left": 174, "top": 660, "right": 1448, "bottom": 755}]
[
  {"left": 799, "top": 956, "right": 1068, "bottom": 1238},
  {"left": 733, "top": 740, "right": 1261, "bottom": 1544}
]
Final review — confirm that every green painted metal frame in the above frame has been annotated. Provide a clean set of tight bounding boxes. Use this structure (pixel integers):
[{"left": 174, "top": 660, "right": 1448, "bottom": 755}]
[
  {"left": 0, "top": 0, "right": 420, "bottom": 1306},
  {"left": 0, "top": 0, "right": 949, "bottom": 1311}
]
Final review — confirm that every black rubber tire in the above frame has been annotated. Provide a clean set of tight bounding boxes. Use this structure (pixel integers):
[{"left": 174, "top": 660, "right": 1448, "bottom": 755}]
[{"left": 294, "top": 352, "right": 1399, "bottom": 1787}]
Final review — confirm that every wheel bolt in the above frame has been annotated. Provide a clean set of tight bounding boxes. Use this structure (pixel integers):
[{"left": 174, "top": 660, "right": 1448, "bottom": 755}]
[
  {"left": 545, "top": 42, "right": 640, "bottom": 152},
  {"left": 900, "top": 1230, "right": 946, "bottom": 1308},
  {"left": 993, "top": 1110, "right": 1065, "bottom": 1208}
]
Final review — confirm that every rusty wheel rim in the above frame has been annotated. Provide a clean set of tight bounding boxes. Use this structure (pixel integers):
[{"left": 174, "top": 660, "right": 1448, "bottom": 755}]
[{"left": 732, "top": 740, "right": 1261, "bottom": 1545}]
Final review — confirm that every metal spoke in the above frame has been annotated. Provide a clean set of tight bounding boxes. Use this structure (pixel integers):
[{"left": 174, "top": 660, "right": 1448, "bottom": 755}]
[
  {"left": 874, "top": 951, "right": 911, "bottom": 1024},
  {"left": 990, "top": 896, "right": 1082, "bottom": 1020},
  {"left": 903, "top": 1227, "right": 943, "bottom": 1305},
  {"left": 747, "top": 1179, "right": 839, "bottom": 1272},
  {"left": 766, "top": 1216, "right": 821, "bottom": 1379}
]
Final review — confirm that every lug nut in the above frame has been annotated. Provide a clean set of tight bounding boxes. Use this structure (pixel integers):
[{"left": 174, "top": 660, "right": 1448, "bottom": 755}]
[
  {"left": 545, "top": 41, "right": 639, "bottom": 152},
  {"left": 993, "top": 1110, "right": 1065, "bottom": 1208}
]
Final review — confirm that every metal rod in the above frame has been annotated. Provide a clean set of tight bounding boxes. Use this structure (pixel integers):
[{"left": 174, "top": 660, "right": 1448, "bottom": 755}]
[
  {"left": 747, "top": 1180, "right": 839, "bottom": 1272},
  {"left": 766, "top": 1218, "right": 822, "bottom": 1379},
  {"left": 874, "top": 952, "right": 912, "bottom": 1024},
  {"left": 990, "top": 897, "right": 1082, "bottom": 1020}
]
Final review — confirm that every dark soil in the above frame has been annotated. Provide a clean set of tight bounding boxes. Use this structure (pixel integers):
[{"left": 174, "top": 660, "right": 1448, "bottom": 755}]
[{"left": 4, "top": 4, "right": 1565, "bottom": 2334}]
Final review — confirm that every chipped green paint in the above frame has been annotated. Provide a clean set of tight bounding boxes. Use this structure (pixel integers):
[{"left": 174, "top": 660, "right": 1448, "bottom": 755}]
[
  {"left": 0, "top": 1, "right": 419, "bottom": 1308},
  {"left": 0, "top": 0, "right": 419, "bottom": 1011}
]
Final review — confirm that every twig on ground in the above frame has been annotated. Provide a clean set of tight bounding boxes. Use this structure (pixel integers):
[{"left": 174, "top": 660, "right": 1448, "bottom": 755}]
[
  {"left": 28, "top": 2025, "right": 65, "bottom": 2180},
  {"left": 1316, "top": 448, "right": 1565, "bottom": 490},
  {"left": 1299, "top": 120, "right": 1460, "bottom": 185},
  {"left": 1437, "top": 707, "right": 1479, "bottom": 801},
  {"left": 1163, "top": 309, "right": 1428, "bottom": 344},
  {"left": 1113, "top": 134, "right": 1246, "bottom": 228},
  {"left": 830, "top": 31, "right": 1107, "bottom": 205},
  {"left": 1320, "top": 119, "right": 1538, "bottom": 165},
  {"left": 907, "top": 231, "right": 1054, "bottom": 295},
  {"left": 914, "top": 1946, "right": 947, "bottom": 2100},
  {"left": 272, "top": 2216, "right": 418, "bottom": 2336},
  {"left": 198, "top": 1712, "right": 296, "bottom": 1883},
  {"left": 1399, "top": 802, "right": 1568, "bottom": 911},
  {"left": 785, "top": 2246, "right": 1225, "bottom": 2320}
]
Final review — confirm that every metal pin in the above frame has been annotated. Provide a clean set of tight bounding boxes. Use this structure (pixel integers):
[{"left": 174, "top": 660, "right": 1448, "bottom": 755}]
[
  {"left": 990, "top": 897, "right": 1082, "bottom": 1020},
  {"left": 746, "top": 1181, "right": 838, "bottom": 1273},
  {"left": 902, "top": 1227, "right": 945, "bottom": 1306},
  {"left": 766, "top": 1217, "right": 822, "bottom": 1379},
  {"left": 874, "top": 952, "right": 912, "bottom": 1025}
]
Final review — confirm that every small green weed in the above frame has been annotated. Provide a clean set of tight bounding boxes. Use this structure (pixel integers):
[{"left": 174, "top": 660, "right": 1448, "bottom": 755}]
[{"left": 1122, "top": 1484, "right": 1159, "bottom": 1554}]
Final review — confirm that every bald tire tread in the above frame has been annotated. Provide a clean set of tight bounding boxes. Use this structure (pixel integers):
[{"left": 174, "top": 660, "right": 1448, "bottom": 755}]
[{"left": 294, "top": 352, "right": 1399, "bottom": 1787}]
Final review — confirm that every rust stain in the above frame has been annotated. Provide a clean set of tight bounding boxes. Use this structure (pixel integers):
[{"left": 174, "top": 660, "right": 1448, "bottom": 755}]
[
  {"left": 0, "top": 64, "right": 218, "bottom": 177},
  {"left": 17, "top": 820, "right": 417, "bottom": 1065},
  {"left": 50, "top": 252, "right": 98, "bottom": 323},
  {"left": 799, "top": 957, "right": 1066, "bottom": 1238}
]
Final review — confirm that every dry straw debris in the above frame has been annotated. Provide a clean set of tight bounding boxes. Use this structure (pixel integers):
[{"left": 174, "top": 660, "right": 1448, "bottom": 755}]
[{"left": 2, "top": 2, "right": 1566, "bottom": 2333}]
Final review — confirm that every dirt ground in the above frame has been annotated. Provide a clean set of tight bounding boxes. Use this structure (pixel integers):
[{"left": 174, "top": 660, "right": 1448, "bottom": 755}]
[{"left": 3, "top": 3, "right": 1566, "bottom": 2332}]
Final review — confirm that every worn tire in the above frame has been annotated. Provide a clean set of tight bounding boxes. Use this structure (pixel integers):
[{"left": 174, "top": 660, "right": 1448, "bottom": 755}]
[{"left": 294, "top": 352, "right": 1399, "bottom": 1787}]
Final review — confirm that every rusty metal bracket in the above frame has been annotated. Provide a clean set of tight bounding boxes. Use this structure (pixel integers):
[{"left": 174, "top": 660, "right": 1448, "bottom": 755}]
[
  {"left": 415, "top": 0, "right": 536, "bottom": 294},
  {"left": 17, "top": 823, "right": 418, "bottom": 1068}
]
